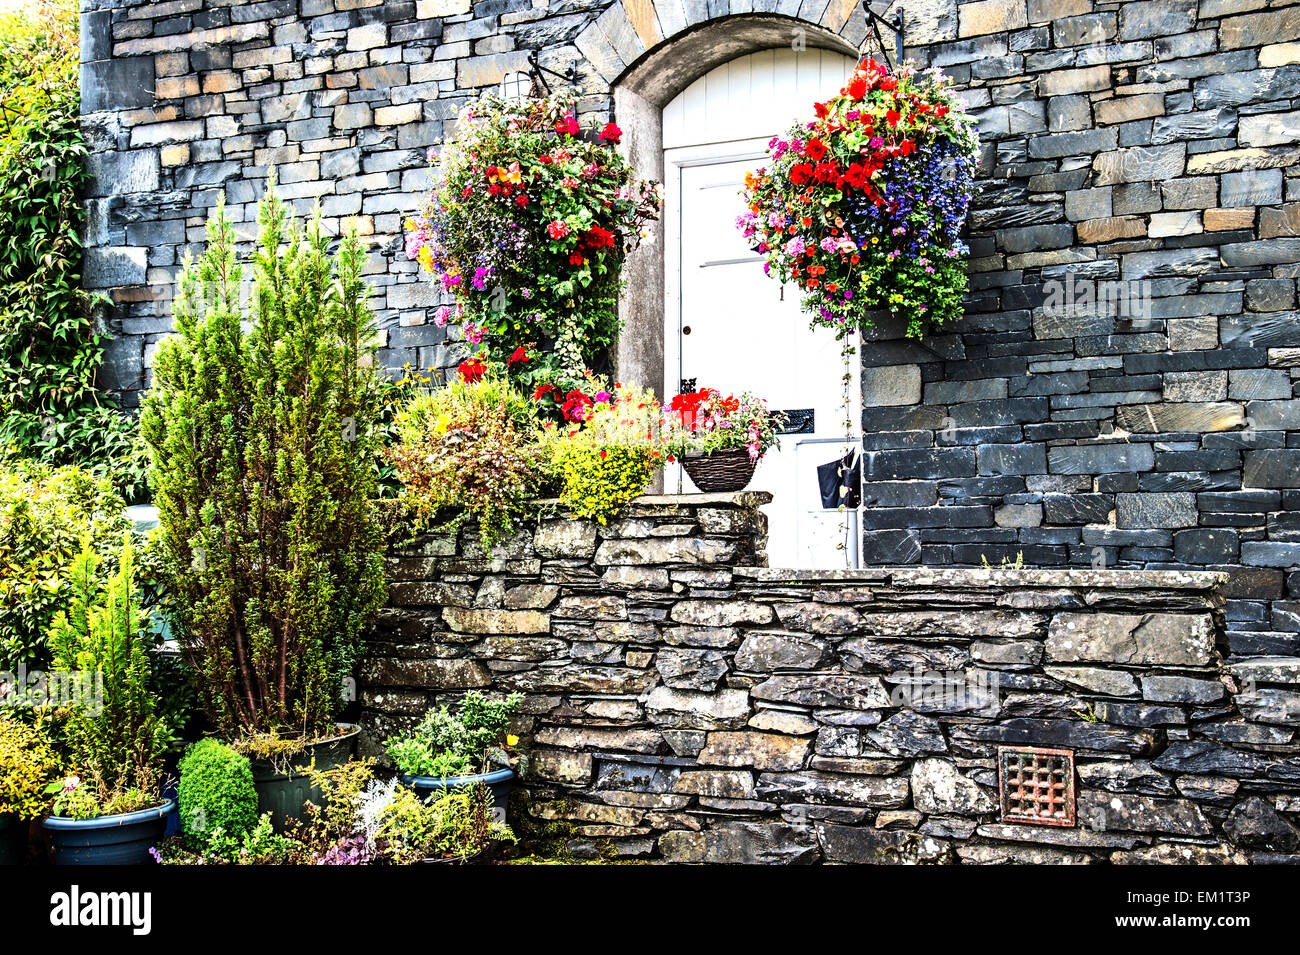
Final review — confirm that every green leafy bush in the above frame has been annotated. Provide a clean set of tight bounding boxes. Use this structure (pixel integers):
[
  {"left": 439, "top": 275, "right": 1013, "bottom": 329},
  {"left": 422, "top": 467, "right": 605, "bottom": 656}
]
[
  {"left": 385, "top": 691, "right": 522, "bottom": 778},
  {"left": 46, "top": 536, "right": 169, "bottom": 817},
  {"left": 0, "top": 0, "right": 144, "bottom": 502},
  {"left": 177, "top": 738, "right": 258, "bottom": 848},
  {"left": 0, "top": 715, "right": 60, "bottom": 819},
  {"left": 156, "top": 811, "right": 295, "bottom": 865},
  {"left": 0, "top": 460, "right": 129, "bottom": 670},
  {"left": 141, "top": 180, "right": 387, "bottom": 741},
  {"left": 387, "top": 373, "right": 544, "bottom": 550}
]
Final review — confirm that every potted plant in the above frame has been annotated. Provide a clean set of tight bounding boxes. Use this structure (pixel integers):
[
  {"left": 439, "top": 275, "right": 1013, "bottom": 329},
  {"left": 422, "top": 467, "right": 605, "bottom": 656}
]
[
  {"left": 384, "top": 691, "right": 523, "bottom": 820},
  {"left": 374, "top": 780, "right": 514, "bottom": 864},
  {"left": 140, "top": 178, "right": 387, "bottom": 830},
  {"left": 405, "top": 91, "right": 661, "bottom": 390},
  {"left": 175, "top": 738, "right": 259, "bottom": 850},
  {"left": 0, "top": 714, "right": 60, "bottom": 864},
  {"left": 665, "top": 388, "right": 783, "bottom": 492},
  {"left": 40, "top": 537, "right": 175, "bottom": 864},
  {"left": 739, "top": 56, "right": 977, "bottom": 338}
]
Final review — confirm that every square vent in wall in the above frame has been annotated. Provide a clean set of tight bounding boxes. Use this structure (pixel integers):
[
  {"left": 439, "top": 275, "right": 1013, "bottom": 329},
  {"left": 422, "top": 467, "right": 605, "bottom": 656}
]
[{"left": 997, "top": 746, "right": 1076, "bottom": 828}]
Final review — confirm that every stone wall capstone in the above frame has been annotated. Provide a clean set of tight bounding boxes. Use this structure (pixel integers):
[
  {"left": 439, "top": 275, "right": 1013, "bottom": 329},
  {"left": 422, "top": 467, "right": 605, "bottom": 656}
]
[
  {"left": 80, "top": 0, "right": 1300, "bottom": 665},
  {"left": 363, "top": 493, "right": 1300, "bottom": 864}
]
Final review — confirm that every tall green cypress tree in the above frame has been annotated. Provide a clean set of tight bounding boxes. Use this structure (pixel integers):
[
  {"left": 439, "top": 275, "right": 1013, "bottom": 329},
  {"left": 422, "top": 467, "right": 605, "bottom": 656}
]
[{"left": 141, "top": 178, "right": 386, "bottom": 740}]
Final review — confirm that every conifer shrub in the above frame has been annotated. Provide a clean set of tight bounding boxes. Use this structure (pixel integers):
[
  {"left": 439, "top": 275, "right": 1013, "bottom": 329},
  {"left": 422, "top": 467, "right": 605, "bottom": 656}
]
[
  {"left": 46, "top": 536, "right": 169, "bottom": 817},
  {"left": 141, "top": 179, "right": 386, "bottom": 741}
]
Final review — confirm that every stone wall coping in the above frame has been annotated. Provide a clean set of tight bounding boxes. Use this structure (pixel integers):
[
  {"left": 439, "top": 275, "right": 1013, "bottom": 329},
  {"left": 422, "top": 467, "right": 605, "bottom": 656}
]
[
  {"left": 736, "top": 566, "right": 1227, "bottom": 591},
  {"left": 623, "top": 491, "right": 775, "bottom": 507},
  {"left": 530, "top": 491, "right": 775, "bottom": 508}
]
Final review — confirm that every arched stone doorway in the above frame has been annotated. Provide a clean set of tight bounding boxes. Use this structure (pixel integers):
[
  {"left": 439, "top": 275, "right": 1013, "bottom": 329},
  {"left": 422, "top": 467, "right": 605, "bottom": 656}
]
[
  {"left": 597, "top": 12, "right": 866, "bottom": 398},
  {"left": 595, "top": 13, "right": 866, "bottom": 565}
]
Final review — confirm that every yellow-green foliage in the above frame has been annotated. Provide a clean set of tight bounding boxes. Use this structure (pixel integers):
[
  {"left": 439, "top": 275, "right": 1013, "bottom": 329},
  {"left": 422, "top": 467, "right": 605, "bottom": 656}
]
[
  {"left": 376, "top": 782, "right": 514, "bottom": 864},
  {"left": 0, "top": 461, "right": 130, "bottom": 670},
  {"left": 543, "top": 382, "right": 664, "bottom": 524},
  {"left": 387, "top": 374, "right": 544, "bottom": 550},
  {"left": 0, "top": 715, "right": 60, "bottom": 819}
]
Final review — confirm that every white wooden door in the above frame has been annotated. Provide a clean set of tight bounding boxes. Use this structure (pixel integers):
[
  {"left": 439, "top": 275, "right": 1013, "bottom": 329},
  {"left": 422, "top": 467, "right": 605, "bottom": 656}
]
[{"left": 663, "top": 49, "right": 861, "bottom": 569}]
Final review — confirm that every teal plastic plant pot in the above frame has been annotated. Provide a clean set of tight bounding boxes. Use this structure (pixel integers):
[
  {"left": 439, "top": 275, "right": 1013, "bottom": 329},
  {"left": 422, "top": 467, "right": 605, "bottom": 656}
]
[
  {"left": 401, "top": 767, "right": 515, "bottom": 822},
  {"left": 249, "top": 723, "right": 360, "bottom": 833},
  {"left": 0, "top": 813, "right": 27, "bottom": 865},
  {"left": 43, "top": 800, "right": 175, "bottom": 865}
]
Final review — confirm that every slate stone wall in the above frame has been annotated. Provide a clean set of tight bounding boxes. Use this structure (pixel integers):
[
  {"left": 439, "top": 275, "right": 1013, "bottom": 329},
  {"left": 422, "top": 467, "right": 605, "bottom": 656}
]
[
  {"left": 363, "top": 493, "right": 1300, "bottom": 863},
  {"left": 81, "top": 0, "right": 1300, "bottom": 653},
  {"left": 855, "top": 0, "right": 1300, "bottom": 674}
]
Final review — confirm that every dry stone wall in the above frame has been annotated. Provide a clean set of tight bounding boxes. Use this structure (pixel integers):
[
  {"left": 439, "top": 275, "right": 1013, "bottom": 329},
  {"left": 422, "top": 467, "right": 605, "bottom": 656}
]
[
  {"left": 363, "top": 492, "right": 1300, "bottom": 863},
  {"left": 81, "top": 0, "right": 1300, "bottom": 666}
]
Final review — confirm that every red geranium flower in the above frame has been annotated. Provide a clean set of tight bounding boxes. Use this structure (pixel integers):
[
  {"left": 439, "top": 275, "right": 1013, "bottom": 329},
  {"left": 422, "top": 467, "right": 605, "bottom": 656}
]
[
  {"left": 805, "top": 138, "right": 827, "bottom": 160},
  {"left": 561, "top": 390, "right": 594, "bottom": 422},
  {"left": 599, "top": 122, "right": 622, "bottom": 143},
  {"left": 582, "top": 226, "right": 616, "bottom": 249},
  {"left": 507, "top": 346, "right": 529, "bottom": 365},
  {"left": 844, "top": 75, "right": 867, "bottom": 100},
  {"left": 554, "top": 112, "right": 580, "bottom": 137},
  {"left": 458, "top": 358, "right": 487, "bottom": 383}
]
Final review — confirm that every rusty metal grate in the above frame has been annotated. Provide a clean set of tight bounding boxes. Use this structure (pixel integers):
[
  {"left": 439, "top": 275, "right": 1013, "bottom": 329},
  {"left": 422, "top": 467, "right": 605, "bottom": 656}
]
[{"left": 998, "top": 746, "right": 1076, "bottom": 827}]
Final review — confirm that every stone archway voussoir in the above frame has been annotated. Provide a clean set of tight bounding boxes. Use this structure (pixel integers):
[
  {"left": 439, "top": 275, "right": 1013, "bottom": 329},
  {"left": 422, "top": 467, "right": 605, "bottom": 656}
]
[
  {"left": 653, "top": 0, "right": 690, "bottom": 38},
  {"left": 623, "top": 0, "right": 666, "bottom": 48},
  {"left": 598, "top": 3, "right": 650, "bottom": 68},
  {"left": 575, "top": 24, "right": 627, "bottom": 84}
]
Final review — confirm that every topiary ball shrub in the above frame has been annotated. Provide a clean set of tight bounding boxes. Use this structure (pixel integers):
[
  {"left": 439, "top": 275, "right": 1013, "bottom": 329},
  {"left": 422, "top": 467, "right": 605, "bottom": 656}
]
[{"left": 178, "top": 739, "right": 258, "bottom": 848}]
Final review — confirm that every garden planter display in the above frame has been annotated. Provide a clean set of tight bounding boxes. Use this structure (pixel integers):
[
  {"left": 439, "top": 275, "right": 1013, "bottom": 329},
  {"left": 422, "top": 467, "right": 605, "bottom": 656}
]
[
  {"left": 251, "top": 723, "right": 360, "bottom": 831},
  {"left": 43, "top": 800, "right": 175, "bottom": 865},
  {"left": 0, "top": 813, "right": 26, "bottom": 865},
  {"left": 401, "top": 767, "right": 514, "bottom": 821},
  {"left": 682, "top": 447, "right": 758, "bottom": 492}
]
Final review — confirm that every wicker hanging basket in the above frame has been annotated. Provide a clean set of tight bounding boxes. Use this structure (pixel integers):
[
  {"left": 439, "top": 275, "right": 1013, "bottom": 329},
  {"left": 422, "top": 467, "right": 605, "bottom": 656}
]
[{"left": 681, "top": 447, "right": 757, "bottom": 492}]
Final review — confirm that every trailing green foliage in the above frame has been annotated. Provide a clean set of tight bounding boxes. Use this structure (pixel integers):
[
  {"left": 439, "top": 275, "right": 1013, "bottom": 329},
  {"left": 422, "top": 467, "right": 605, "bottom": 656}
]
[
  {"left": 386, "top": 690, "right": 522, "bottom": 778},
  {"left": 0, "top": 460, "right": 130, "bottom": 670},
  {"left": 0, "top": 0, "right": 145, "bottom": 502},
  {"left": 46, "top": 536, "right": 169, "bottom": 817},
  {"left": 177, "top": 738, "right": 258, "bottom": 848},
  {"left": 142, "top": 179, "right": 387, "bottom": 741}
]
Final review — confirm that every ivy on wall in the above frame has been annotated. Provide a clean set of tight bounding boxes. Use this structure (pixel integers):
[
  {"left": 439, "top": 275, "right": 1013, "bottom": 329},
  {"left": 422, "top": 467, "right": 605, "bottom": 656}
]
[{"left": 0, "top": 0, "right": 147, "bottom": 502}]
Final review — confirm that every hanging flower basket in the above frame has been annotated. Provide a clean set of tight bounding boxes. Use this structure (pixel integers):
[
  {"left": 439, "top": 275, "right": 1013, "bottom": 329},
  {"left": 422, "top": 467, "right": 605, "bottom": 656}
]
[
  {"left": 738, "top": 57, "right": 978, "bottom": 338},
  {"left": 681, "top": 447, "right": 758, "bottom": 493},
  {"left": 404, "top": 92, "right": 662, "bottom": 390}
]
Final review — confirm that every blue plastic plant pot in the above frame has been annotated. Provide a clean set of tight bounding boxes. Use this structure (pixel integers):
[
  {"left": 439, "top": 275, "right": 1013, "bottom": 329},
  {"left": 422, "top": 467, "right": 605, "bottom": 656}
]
[
  {"left": 43, "top": 799, "right": 175, "bottom": 865},
  {"left": 401, "top": 768, "right": 515, "bottom": 822}
]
